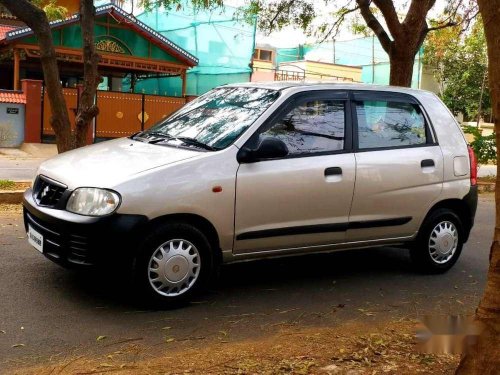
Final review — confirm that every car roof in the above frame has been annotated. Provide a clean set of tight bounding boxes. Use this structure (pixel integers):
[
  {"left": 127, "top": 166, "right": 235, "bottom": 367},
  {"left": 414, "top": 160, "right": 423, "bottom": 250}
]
[{"left": 225, "top": 81, "right": 434, "bottom": 98}]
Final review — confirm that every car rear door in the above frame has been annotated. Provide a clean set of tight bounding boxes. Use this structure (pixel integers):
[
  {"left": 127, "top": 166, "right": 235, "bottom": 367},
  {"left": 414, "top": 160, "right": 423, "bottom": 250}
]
[
  {"left": 233, "top": 91, "right": 356, "bottom": 254},
  {"left": 347, "top": 91, "right": 444, "bottom": 242}
]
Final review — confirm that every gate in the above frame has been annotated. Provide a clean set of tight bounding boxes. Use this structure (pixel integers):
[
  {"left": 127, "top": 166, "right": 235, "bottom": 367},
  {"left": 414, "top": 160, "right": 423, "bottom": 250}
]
[
  {"left": 42, "top": 89, "right": 188, "bottom": 140},
  {"left": 42, "top": 88, "right": 78, "bottom": 136}
]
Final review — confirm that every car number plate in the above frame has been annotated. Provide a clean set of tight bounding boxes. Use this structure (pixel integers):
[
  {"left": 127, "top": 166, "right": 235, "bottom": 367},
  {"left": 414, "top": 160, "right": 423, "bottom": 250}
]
[{"left": 28, "top": 225, "right": 43, "bottom": 253}]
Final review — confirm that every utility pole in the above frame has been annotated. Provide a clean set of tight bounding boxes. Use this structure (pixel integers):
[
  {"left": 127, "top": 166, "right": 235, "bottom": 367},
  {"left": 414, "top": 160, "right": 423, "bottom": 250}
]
[
  {"left": 372, "top": 35, "right": 375, "bottom": 83},
  {"left": 333, "top": 38, "right": 336, "bottom": 64}
]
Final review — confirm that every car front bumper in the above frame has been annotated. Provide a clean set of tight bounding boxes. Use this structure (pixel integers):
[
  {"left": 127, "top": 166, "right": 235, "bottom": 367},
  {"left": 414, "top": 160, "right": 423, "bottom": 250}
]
[{"left": 23, "top": 189, "right": 148, "bottom": 268}]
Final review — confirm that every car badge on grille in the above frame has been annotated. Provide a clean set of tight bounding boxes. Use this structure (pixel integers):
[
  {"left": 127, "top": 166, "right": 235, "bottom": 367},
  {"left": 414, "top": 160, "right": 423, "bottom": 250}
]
[{"left": 40, "top": 185, "right": 51, "bottom": 199}]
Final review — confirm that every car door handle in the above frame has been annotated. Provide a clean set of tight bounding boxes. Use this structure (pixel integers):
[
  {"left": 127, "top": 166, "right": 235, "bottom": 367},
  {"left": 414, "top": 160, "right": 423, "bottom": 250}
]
[
  {"left": 325, "top": 167, "right": 342, "bottom": 176},
  {"left": 421, "top": 159, "right": 435, "bottom": 168}
]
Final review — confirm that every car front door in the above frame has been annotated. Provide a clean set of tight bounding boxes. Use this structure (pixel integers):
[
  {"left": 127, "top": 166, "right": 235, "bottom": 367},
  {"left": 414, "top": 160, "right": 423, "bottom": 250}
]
[
  {"left": 233, "top": 91, "right": 356, "bottom": 255},
  {"left": 347, "top": 91, "right": 444, "bottom": 242}
]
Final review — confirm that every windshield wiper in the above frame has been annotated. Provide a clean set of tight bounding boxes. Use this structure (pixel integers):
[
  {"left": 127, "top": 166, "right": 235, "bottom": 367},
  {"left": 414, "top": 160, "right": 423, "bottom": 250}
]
[{"left": 175, "top": 137, "right": 218, "bottom": 151}]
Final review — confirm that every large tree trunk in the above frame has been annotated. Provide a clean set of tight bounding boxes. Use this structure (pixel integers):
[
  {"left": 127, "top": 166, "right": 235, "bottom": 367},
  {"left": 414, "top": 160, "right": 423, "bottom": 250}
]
[
  {"left": 0, "top": 0, "right": 72, "bottom": 153},
  {"left": 73, "top": 0, "right": 100, "bottom": 149},
  {"left": 389, "top": 50, "right": 415, "bottom": 87},
  {"left": 456, "top": 1, "right": 500, "bottom": 373},
  {"left": 0, "top": 0, "right": 100, "bottom": 152}
]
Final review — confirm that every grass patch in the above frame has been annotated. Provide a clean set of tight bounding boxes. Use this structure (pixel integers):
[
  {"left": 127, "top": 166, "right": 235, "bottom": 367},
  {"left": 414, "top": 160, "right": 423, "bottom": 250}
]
[
  {"left": 0, "top": 180, "right": 15, "bottom": 190},
  {"left": 478, "top": 175, "right": 496, "bottom": 183}
]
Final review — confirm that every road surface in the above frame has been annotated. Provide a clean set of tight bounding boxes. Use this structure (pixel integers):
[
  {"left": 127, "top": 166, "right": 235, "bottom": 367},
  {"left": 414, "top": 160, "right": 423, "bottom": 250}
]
[{"left": 0, "top": 196, "right": 494, "bottom": 370}]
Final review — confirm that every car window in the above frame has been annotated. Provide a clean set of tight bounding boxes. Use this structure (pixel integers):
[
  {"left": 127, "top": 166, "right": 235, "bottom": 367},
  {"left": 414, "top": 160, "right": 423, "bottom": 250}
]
[
  {"left": 257, "top": 99, "right": 345, "bottom": 156},
  {"left": 355, "top": 100, "right": 426, "bottom": 149},
  {"left": 143, "top": 87, "right": 280, "bottom": 150}
]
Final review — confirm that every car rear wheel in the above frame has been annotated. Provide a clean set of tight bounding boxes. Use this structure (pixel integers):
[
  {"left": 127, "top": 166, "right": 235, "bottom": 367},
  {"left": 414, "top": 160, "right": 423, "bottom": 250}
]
[
  {"left": 410, "top": 208, "right": 464, "bottom": 273},
  {"left": 134, "top": 222, "right": 214, "bottom": 306}
]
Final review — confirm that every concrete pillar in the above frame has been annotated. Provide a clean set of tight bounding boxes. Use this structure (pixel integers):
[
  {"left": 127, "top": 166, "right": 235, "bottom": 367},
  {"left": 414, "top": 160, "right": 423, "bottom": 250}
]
[
  {"left": 21, "top": 79, "right": 42, "bottom": 144},
  {"left": 13, "top": 49, "right": 20, "bottom": 91}
]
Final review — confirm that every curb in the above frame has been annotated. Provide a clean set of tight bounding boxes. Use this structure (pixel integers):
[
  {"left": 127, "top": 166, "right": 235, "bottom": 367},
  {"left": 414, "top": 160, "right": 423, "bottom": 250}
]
[
  {"left": 0, "top": 190, "right": 24, "bottom": 204},
  {"left": 477, "top": 181, "right": 495, "bottom": 193}
]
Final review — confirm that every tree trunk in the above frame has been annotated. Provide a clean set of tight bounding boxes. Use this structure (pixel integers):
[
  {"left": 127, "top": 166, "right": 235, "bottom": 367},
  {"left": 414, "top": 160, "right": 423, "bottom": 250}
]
[
  {"left": 389, "top": 50, "right": 415, "bottom": 87},
  {"left": 456, "top": 1, "right": 500, "bottom": 373},
  {"left": 73, "top": 0, "right": 100, "bottom": 149},
  {"left": 0, "top": 0, "right": 72, "bottom": 153}
]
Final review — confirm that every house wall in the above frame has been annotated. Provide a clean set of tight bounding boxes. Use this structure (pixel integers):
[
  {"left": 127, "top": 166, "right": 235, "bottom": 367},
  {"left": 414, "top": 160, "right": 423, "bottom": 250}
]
[
  {"left": 304, "top": 61, "right": 361, "bottom": 81},
  {"left": 19, "top": 17, "right": 182, "bottom": 64},
  {"left": 0, "top": 102, "right": 24, "bottom": 147},
  {"left": 136, "top": 1, "right": 256, "bottom": 95}
]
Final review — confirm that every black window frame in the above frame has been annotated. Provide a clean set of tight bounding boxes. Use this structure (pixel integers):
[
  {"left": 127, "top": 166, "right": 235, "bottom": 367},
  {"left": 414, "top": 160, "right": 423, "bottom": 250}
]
[
  {"left": 241, "top": 90, "right": 353, "bottom": 160},
  {"left": 350, "top": 91, "right": 438, "bottom": 152}
]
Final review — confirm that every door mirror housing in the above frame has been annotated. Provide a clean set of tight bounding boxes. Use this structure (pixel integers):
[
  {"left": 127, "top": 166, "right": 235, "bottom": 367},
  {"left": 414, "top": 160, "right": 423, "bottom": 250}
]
[{"left": 237, "top": 137, "right": 289, "bottom": 163}]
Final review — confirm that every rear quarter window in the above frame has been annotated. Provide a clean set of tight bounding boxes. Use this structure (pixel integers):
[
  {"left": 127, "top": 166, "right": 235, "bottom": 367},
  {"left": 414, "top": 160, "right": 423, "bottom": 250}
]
[{"left": 355, "top": 100, "right": 427, "bottom": 149}]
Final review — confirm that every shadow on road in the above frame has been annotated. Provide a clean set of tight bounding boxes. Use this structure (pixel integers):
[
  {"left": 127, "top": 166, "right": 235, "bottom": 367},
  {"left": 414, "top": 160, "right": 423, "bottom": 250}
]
[{"left": 57, "top": 246, "right": 414, "bottom": 310}]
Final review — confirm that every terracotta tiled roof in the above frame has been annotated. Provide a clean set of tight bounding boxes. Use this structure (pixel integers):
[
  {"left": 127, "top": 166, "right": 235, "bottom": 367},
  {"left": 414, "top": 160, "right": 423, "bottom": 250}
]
[
  {"left": 0, "top": 24, "right": 16, "bottom": 40},
  {"left": 0, "top": 90, "right": 26, "bottom": 104}
]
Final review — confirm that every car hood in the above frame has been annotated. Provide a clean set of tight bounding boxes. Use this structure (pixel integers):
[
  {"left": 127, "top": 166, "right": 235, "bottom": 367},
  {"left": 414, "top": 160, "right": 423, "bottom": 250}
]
[{"left": 37, "top": 138, "right": 202, "bottom": 189}]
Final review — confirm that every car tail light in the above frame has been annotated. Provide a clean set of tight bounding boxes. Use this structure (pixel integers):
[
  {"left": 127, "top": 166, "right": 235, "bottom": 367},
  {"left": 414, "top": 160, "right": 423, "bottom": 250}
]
[{"left": 468, "top": 145, "right": 477, "bottom": 186}]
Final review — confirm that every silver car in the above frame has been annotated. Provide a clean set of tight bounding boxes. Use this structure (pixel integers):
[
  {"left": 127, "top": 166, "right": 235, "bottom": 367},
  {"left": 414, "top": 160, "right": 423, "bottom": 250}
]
[{"left": 23, "top": 82, "right": 478, "bottom": 305}]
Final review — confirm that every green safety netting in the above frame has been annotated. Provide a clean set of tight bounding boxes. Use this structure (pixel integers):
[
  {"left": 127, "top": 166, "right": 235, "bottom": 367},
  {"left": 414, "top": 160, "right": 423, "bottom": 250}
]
[
  {"left": 276, "top": 36, "right": 423, "bottom": 89},
  {"left": 122, "top": 1, "right": 256, "bottom": 96}
]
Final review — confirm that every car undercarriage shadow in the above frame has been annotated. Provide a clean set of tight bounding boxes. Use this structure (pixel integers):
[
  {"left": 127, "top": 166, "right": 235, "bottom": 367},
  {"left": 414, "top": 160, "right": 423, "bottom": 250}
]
[{"left": 54, "top": 245, "right": 415, "bottom": 310}]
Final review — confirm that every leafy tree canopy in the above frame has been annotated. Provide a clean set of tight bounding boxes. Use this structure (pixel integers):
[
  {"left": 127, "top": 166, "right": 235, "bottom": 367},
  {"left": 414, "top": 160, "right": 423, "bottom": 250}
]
[
  {"left": 32, "top": 0, "right": 67, "bottom": 20},
  {"left": 424, "top": 18, "right": 490, "bottom": 122}
]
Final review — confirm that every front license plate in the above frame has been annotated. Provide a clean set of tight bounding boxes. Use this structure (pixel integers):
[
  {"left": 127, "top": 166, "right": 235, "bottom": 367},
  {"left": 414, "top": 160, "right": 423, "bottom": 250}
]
[{"left": 27, "top": 225, "right": 43, "bottom": 253}]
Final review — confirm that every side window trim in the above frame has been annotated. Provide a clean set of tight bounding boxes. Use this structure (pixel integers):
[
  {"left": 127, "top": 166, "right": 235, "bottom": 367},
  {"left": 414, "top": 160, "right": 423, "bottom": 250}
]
[
  {"left": 242, "top": 90, "right": 353, "bottom": 159},
  {"left": 350, "top": 91, "right": 437, "bottom": 152}
]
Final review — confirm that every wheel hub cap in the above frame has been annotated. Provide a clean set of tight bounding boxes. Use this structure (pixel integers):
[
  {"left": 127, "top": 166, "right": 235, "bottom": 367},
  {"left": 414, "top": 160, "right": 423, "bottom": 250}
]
[
  {"left": 429, "top": 221, "right": 458, "bottom": 264},
  {"left": 164, "top": 255, "right": 189, "bottom": 282},
  {"left": 148, "top": 239, "right": 200, "bottom": 297}
]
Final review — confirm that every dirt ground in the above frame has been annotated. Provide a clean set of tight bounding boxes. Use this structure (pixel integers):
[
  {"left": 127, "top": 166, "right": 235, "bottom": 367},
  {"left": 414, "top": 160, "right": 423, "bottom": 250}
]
[{"left": 7, "top": 319, "right": 459, "bottom": 375}]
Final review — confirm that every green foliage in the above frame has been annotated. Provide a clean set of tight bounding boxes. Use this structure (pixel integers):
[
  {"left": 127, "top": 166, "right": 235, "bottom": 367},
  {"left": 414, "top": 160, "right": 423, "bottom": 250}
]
[
  {"left": 424, "top": 18, "right": 490, "bottom": 122},
  {"left": 0, "top": 180, "right": 15, "bottom": 190},
  {"left": 463, "top": 126, "right": 496, "bottom": 166},
  {"left": 31, "top": 0, "right": 67, "bottom": 21}
]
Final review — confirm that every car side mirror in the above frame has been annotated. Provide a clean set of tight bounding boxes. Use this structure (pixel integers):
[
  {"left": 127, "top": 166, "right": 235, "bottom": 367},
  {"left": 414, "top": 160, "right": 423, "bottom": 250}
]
[{"left": 237, "top": 137, "right": 289, "bottom": 163}]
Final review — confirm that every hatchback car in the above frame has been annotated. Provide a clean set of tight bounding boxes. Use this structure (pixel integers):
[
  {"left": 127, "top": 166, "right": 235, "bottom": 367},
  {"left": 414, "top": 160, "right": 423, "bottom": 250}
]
[{"left": 23, "top": 82, "right": 477, "bottom": 304}]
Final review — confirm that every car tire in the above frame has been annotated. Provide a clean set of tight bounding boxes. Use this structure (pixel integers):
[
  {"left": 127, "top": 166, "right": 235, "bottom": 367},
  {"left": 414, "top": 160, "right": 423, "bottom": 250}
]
[
  {"left": 133, "top": 222, "right": 215, "bottom": 307},
  {"left": 410, "top": 208, "right": 464, "bottom": 273}
]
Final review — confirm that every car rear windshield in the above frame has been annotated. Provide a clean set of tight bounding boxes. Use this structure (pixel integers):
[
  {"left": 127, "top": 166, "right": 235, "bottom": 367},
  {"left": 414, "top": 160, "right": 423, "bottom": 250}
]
[{"left": 144, "top": 87, "right": 280, "bottom": 150}]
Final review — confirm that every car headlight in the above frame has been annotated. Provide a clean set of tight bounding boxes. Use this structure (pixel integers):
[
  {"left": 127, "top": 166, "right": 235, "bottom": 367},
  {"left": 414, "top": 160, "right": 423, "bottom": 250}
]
[{"left": 66, "top": 188, "right": 121, "bottom": 216}]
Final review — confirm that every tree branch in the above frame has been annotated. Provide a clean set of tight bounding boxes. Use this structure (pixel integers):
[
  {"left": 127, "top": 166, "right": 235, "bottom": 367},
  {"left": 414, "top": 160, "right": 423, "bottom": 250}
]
[
  {"left": 404, "top": 0, "right": 435, "bottom": 29},
  {"left": 372, "top": 0, "right": 402, "bottom": 38},
  {"left": 356, "top": 0, "right": 392, "bottom": 53},
  {"left": 427, "top": 21, "right": 457, "bottom": 32},
  {"left": 318, "top": 5, "right": 360, "bottom": 44}
]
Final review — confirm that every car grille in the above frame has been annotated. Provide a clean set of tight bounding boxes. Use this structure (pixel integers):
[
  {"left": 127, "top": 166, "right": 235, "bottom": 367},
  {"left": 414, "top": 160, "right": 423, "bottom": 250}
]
[
  {"left": 24, "top": 210, "right": 93, "bottom": 266},
  {"left": 33, "top": 176, "right": 68, "bottom": 208}
]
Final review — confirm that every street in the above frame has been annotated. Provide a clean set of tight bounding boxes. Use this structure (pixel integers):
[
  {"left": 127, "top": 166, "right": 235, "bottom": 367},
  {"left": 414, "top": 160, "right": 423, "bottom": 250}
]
[
  {"left": 0, "top": 195, "right": 494, "bottom": 371},
  {"left": 0, "top": 157, "right": 41, "bottom": 182}
]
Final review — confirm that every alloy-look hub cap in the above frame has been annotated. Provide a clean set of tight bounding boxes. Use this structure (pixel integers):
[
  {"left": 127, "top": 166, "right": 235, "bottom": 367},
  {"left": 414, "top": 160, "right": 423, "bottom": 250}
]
[
  {"left": 428, "top": 221, "right": 458, "bottom": 264},
  {"left": 148, "top": 239, "right": 200, "bottom": 297}
]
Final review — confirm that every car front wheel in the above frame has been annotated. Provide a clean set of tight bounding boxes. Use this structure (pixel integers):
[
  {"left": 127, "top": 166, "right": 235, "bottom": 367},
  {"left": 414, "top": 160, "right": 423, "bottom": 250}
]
[{"left": 134, "top": 222, "right": 214, "bottom": 306}]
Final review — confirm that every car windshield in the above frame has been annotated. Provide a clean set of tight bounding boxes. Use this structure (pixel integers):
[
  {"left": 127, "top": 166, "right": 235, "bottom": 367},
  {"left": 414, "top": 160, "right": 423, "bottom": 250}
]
[{"left": 141, "top": 87, "right": 280, "bottom": 150}]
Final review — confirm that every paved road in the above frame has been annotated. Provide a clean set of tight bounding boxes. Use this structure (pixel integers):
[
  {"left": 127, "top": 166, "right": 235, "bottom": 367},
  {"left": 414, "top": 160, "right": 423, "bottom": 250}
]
[
  {"left": 0, "top": 157, "right": 43, "bottom": 181},
  {"left": 0, "top": 196, "right": 494, "bottom": 369}
]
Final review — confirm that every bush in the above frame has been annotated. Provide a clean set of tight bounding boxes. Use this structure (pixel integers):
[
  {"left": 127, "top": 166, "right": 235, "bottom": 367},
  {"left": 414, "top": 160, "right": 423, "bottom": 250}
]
[{"left": 463, "top": 126, "right": 496, "bottom": 166}]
